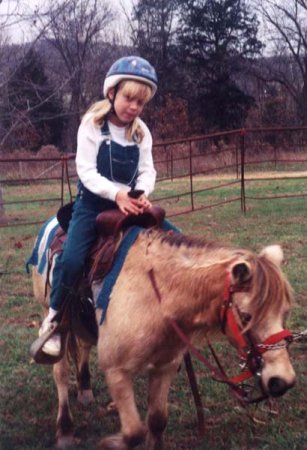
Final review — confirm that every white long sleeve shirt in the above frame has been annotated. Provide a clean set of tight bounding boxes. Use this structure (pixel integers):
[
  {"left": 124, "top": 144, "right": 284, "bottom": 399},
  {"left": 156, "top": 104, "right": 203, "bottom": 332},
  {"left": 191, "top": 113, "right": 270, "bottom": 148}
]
[{"left": 76, "top": 113, "right": 156, "bottom": 202}]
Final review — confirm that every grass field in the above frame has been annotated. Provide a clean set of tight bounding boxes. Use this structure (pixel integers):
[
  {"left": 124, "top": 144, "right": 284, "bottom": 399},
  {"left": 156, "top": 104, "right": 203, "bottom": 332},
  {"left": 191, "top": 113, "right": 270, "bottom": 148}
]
[{"left": 0, "top": 177, "right": 306, "bottom": 450}]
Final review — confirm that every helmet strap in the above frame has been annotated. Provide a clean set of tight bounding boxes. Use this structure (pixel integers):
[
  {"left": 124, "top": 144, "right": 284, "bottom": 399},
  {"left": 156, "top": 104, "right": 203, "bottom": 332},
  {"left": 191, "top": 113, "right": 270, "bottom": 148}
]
[{"left": 107, "top": 84, "right": 119, "bottom": 117}]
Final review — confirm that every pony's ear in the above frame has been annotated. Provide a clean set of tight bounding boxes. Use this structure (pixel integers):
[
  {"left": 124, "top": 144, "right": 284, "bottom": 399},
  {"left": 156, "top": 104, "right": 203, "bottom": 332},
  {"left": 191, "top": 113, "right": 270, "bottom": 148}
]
[
  {"left": 260, "top": 245, "right": 283, "bottom": 266},
  {"left": 230, "top": 261, "right": 251, "bottom": 285}
]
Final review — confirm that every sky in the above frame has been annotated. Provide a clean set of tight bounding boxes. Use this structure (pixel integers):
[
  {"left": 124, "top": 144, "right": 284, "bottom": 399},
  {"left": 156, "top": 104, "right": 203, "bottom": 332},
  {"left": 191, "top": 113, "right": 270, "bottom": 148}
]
[
  {"left": 0, "top": 0, "right": 133, "bottom": 43},
  {"left": 0, "top": 0, "right": 35, "bottom": 42}
]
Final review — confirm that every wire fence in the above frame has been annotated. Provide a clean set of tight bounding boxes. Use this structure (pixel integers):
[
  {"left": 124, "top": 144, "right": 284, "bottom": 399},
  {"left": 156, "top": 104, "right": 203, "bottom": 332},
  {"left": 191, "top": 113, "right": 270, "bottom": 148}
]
[{"left": 0, "top": 126, "right": 307, "bottom": 227}]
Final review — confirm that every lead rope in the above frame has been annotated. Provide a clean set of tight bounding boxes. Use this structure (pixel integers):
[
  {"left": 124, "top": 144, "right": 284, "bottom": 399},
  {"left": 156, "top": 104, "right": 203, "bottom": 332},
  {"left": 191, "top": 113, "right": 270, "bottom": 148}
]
[{"left": 183, "top": 352, "right": 206, "bottom": 437}]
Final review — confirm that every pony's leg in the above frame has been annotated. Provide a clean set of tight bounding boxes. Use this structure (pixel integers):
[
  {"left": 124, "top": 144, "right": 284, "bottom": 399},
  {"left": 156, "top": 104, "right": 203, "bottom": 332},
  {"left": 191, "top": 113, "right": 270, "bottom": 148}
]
[
  {"left": 53, "top": 354, "right": 75, "bottom": 449},
  {"left": 77, "top": 341, "right": 94, "bottom": 405},
  {"left": 99, "top": 368, "right": 146, "bottom": 450},
  {"left": 146, "top": 366, "right": 178, "bottom": 450}
]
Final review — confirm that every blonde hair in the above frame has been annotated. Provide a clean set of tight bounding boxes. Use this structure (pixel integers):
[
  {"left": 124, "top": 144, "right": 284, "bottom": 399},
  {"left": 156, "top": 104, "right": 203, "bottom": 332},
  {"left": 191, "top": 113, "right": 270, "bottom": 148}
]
[{"left": 83, "top": 80, "right": 152, "bottom": 142}]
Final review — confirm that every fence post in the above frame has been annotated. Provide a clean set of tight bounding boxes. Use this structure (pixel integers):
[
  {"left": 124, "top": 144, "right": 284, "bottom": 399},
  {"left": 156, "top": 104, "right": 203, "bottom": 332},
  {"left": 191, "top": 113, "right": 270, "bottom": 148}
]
[
  {"left": 18, "top": 161, "right": 23, "bottom": 179},
  {"left": 60, "top": 155, "right": 65, "bottom": 206},
  {"left": 171, "top": 145, "right": 174, "bottom": 181},
  {"left": 63, "top": 154, "right": 73, "bottom": 203},
  {"left": 240, "top": 129, "right": 246, "bottom": 213},
  {"left": 165, "top": 144, "right": 169, "bottom": 179},
  {"left": 189, "top": 140, "right": 194, "bottom": 211},
  {"left": 0, "top": 184, "right": 8, "bottom": 224},
  {"left": 235, "top": 136, "right": 239, "bottom": 179}
]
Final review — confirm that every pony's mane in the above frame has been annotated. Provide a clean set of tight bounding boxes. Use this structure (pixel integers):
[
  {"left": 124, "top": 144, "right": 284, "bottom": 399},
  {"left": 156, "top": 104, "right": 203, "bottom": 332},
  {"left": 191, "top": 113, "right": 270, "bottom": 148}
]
[
  {"left": 157, "top": 229, "right": 227, "bottom": 251},
  {"left": 148, "top": 228, "right": 248, "bottom": 265},
  {"left": 246, "top": 254, "right": 293, "bottom": 329}
]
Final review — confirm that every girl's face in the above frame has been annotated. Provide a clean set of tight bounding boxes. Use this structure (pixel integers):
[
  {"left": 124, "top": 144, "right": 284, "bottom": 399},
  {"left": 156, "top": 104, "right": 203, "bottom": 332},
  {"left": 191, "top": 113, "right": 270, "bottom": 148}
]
[{"left": 108, "top": 81, "right": 152, "bottom": 127}]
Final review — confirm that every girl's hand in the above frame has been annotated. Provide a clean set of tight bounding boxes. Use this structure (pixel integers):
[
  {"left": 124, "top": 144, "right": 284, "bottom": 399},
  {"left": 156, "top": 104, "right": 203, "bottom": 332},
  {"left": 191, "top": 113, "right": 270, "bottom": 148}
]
[
  {"left": 138, "top": 194, "right": 152, "bottom": 209},
  {"left": 115, "top": 190, "right": 146, "bottom": 215}
]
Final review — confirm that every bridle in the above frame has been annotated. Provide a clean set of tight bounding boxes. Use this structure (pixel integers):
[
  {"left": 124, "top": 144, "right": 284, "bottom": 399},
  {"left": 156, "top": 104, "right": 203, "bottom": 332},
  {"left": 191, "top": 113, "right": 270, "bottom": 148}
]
[
  {"left": 219, "top": 272, "right": 293, "bottom": 390},
  {"left": 148, "top": 268, "right": 293, "bottom": 404}
]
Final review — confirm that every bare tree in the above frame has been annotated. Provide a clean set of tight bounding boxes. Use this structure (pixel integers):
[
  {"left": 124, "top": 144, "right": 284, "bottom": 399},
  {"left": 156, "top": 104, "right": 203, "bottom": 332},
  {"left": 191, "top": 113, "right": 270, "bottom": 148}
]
[
  {"left": 0, "top": 0, "right": 23, "bottom": 31},
  {"left": 126, "top": 0, "right": 179, "bottom": 99},
  {"left": 0, "top": 0, "right": 26, "bottom": 223},
  {"left": 0, "top": 0, "right": 70, "bottom": 150},
  {"left": 256, "top": 0, "right": 307, "bottom": 123},
  {"left": 32, "top": 0, "right": 116, "bottom": 151}
]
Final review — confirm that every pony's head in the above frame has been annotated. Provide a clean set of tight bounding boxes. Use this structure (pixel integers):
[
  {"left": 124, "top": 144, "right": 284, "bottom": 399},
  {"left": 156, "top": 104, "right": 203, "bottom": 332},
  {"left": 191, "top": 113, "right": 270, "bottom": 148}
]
[
  {"left": 142, "top": 231, "right": 296, "bottom": 399},
  {"left": 225, "top": 245, "right": 296, "bottom": 398}
]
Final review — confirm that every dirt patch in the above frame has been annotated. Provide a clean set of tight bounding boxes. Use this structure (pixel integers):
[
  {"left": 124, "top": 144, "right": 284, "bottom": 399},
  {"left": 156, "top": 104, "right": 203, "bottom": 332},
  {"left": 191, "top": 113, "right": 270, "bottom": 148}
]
[{"left": 194, "top": 171, "right": 307, "bottom": 181}]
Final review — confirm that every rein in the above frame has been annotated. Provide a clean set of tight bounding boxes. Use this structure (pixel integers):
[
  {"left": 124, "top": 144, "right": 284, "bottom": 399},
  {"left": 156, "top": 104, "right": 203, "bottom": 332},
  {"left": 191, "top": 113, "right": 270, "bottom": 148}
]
[
  {"left": 148, "top": 269, "right": 247, "bottom": 402},
  {"left": 148, "top": 268, "right": 293, "bottom": 405}
]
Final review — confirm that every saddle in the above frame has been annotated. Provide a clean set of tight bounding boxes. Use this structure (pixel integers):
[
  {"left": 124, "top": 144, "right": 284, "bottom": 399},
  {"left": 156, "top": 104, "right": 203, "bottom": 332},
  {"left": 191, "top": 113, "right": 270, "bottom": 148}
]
[
  {"left": 89, "top": 206, "right": 165, "bottom": 283},
  {"left": 30, "top": 205, "right": 165, "bottom": 364}
]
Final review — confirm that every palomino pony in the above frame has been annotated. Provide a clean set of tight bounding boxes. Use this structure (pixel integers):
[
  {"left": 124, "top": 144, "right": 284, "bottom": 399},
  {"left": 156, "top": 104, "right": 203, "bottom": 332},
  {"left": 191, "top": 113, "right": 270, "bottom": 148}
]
[{"left": 31, "top": 225, "right": 296, "bottom": 450}]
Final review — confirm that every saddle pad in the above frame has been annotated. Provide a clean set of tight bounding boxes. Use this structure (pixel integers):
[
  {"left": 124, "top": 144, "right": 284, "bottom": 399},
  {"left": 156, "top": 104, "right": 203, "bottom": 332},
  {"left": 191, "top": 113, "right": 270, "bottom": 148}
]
[
  {"left": 26, "top": 216, "right": 60, "bottom": 277},
  {"left": 27, "top": 219, "right": 144, "bottom": 322}
]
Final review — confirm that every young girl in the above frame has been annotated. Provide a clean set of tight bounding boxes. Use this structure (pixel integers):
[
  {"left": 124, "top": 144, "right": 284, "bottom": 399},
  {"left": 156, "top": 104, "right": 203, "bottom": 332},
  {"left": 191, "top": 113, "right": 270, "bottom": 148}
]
[{"left": 39, "top": 56, "right": 158, "bottom": 356}]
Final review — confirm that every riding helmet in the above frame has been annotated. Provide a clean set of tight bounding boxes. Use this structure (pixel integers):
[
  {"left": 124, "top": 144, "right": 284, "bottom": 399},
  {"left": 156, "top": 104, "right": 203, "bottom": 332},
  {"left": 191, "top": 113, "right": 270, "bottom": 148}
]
[{"left": 103, "top": 56, "right": 158, "bottom": 99}]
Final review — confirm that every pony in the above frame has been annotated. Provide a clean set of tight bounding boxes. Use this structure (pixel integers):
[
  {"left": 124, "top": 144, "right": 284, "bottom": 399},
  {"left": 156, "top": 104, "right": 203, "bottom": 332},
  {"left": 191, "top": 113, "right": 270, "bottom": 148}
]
[{"left": 30, "top": 224, "right": 296, "bottom": 450}]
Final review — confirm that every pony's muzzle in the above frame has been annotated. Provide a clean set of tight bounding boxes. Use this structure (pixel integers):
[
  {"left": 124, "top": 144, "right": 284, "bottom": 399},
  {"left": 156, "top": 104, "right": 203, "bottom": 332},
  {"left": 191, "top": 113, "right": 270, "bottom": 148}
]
[
  {"left": 260, "top": 347, "right": 296, "bottom": 398},
  {"left": 261, "top": 376, "right": 296, "bottom": 397},
  {"left": 263, "top": 375, "right": 296, "bottom": 397}
]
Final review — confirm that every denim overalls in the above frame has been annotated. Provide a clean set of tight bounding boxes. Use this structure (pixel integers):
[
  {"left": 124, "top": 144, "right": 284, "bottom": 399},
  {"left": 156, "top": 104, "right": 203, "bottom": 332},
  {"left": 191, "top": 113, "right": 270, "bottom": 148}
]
[{"left": 49, "top": 122, "right": 140, "bottom": 309}]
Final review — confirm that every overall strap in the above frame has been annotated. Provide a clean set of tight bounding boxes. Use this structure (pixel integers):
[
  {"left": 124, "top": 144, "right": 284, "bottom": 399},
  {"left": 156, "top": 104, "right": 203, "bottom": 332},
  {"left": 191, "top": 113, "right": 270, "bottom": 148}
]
[{"left": 101, "top": 120, "right": 110, "bottom": 136}]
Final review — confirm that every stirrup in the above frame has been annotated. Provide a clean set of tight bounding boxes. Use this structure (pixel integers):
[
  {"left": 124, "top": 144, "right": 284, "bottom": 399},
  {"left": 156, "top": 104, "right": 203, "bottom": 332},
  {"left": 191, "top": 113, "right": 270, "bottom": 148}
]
[{"left": 29, "top": 321, "right": 66, "bottom": 365}]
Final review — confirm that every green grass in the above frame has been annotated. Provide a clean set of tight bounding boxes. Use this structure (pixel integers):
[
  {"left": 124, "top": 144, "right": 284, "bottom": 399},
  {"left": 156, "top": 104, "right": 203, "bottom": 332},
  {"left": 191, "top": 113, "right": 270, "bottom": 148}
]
[{"left": 0, "top": 177, "right": 306, "bottom": 449}]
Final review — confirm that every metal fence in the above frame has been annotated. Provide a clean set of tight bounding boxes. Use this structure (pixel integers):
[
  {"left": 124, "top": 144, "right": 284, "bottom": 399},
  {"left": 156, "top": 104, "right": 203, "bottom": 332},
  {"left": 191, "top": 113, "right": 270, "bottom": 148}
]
[{"left": 0, "top": 126, "right": 307, "bottom": 227}]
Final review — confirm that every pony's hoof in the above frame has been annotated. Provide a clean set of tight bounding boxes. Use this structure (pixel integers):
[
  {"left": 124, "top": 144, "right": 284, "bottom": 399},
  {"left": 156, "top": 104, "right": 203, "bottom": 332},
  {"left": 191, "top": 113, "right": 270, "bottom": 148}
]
[
  {"left": 106, "top": 400, "right": 117, "bottom": 413},
  {"left": 77, "top": 389, "right": 95, "bottom": 405},
  {"left": 146, "top": 435, "right": 164, "bottom": 450},
  {"left": 99, "top": 434, "right": 127, "bottom": 450},
  {"left": 56, "top": 434, "right": 80, "bottom": 449}
]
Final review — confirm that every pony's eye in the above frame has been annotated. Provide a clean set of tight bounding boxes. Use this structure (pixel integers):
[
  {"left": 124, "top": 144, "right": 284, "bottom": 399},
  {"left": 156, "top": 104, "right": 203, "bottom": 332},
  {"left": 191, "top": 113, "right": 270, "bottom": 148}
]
[{"left": 241, "top": 312, "right": 252, "bottom": 324}]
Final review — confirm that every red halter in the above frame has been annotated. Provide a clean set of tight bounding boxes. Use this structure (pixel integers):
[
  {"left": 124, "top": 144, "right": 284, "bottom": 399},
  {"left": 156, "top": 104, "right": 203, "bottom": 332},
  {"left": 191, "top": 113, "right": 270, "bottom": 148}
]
[{"left": 220, "top": 272, "right": 293, "bottom": 385}]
